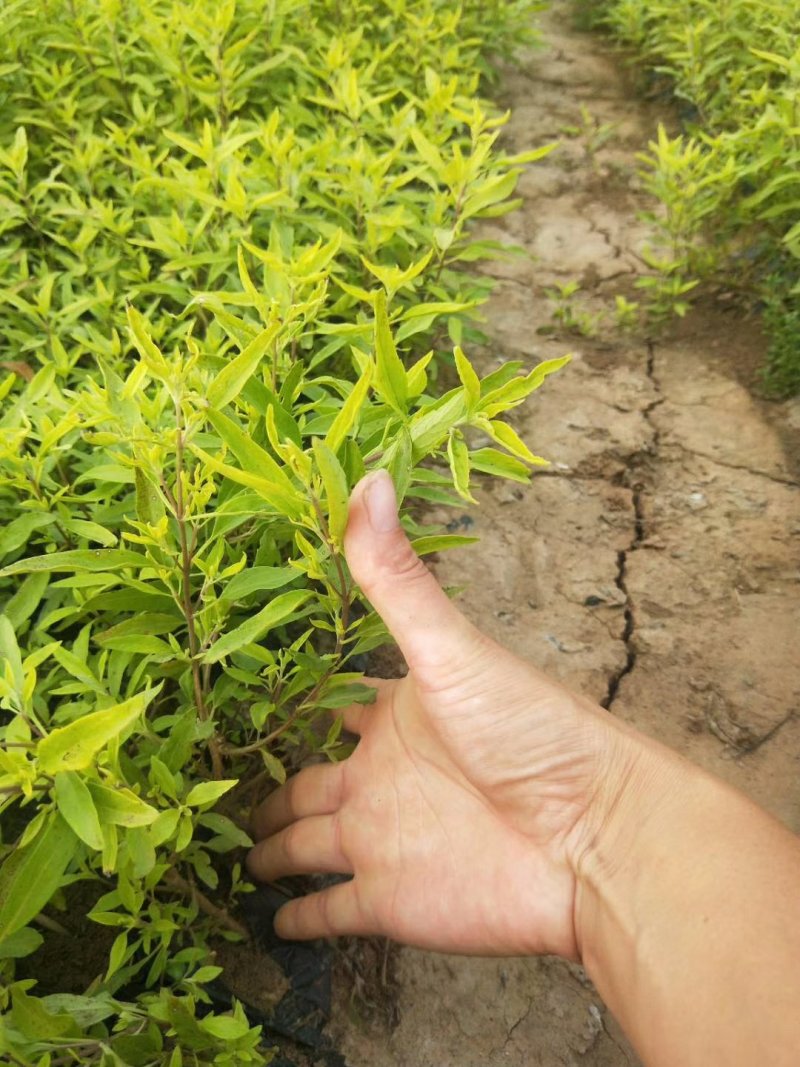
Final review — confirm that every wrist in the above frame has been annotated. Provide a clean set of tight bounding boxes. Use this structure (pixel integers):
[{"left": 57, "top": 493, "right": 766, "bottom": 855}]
[
  {"left": 566, "top": 727, "right": 800, "bottom": 1067},
  {"left": 568, "top": 728, "right": 712, "bottom": 972}
]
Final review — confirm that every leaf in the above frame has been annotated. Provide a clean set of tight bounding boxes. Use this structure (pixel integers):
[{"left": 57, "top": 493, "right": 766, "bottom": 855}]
[
  {"left": 480, "top": 355, "right": 571, "bottom": 417},
  {"left": 409, "top": 127, "right": 444, "bottom": 173},
  {"left": 313, "top": 439, "right": 349, "bottom": 544},
  {"left": 0, "top": 549, "right": 144, "bottom": 578},
  {"left": 200, "top": 1014, "right": 251, "bottom": 1041},
  {"left": 373, "top": 289, "right": 408, "bottom": 413},
  {"left": 54, "top": 771, "right": 104, "bottom": 850},
  {"left": 470, "top": 447, "right": 532, "bottom": 483},
  {"left": 185, "top": 779, "right": 237, "bottom": 807},
  {"left": 0, "top": 614, "right": 24, "bottom": 694},
  {"left": 0, "top": 512, "right": 55, "bottom": 559},
  {"left": 462, "top": 170, "right": 520, "bottom": 221},
  {"left": 446, "top": 432, "right": 475, "bottom": 502},
  {"left": 88, "top": 781, "right": 159, "bottom": 827},
  {"left": 37, "top": 686, "right": 160, "bottom": 774},
  {"left": 454, "top": 346, "right": 480, "bottom": 409},
  {"left": 193, "top": 445, "right": 303, "bottom": 520},
  {"left": 60, "top": 519, "right": 118, "bottom": 547},
  {"left": 0, "top": 926, "right": 44, "bottom": 960},
  {"left": 325, "top": 363, "right": 372, "bottom": 454},
  {"left": 483, "top": 420, "right": 548, "bottom": 465},
  {"left": 126, "top": 304, "right": 170, "bottom": 378},
  {"left": 0, "top": 813, "right": 77, "bottom": 941},
  {"left": 4, "top": 572, "right": 49, "bottom": 629},
  {"left": 135, "top": 468, "right": 166, "bottom": 527},
  {"left": 39, "top": 994, "right": 118, "bottom": 1029},
  {"left": 409, "top": 391, "right": 466, "bottom": 457},
  {"left": 207, "top": 319, "right": 281, "bottom": 409},
  {"left": 51, "top": 645, "right": 107, "bottom": 695},
  {"left": 223, "top": 566, "right": 298, "bottom": 601},
  {"left": 206, "top": 408, "right": 296, "bottom": 492},
  {"left": 203, "top": 589, "right": 313, "bottom": 663},
  {"left": 383, "top": 428, "right": 413, "bottom": 503},
  {"left": 260, "top": 749, "right": 286, "bottom": 785},
  {"left": 411, "top": 534, "right": 480, "bottom": 555},
  {"left": 99, "top": 635, "right": 175, "bottom": 656}
]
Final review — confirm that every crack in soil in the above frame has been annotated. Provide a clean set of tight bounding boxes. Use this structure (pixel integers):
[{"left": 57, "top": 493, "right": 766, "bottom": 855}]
[
  {"left": 492, "top": 996, "right": 534, "bottom": 1056},
  {"left": 601, "top": 343, "right": 662, "bottom": 710}
]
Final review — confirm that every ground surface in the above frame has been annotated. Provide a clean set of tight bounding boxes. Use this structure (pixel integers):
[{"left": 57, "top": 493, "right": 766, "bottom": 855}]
[{"left": 326, "top": 3, "right": 800, "bottom": 1064}]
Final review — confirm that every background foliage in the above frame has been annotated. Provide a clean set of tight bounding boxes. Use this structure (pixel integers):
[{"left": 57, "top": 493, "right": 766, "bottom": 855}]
[
  {"left": 580, "top": 0, "right": 800, "bottom": 394},
  {"left": 0, "top": 1, "right": 562, "bottom": 1063}
]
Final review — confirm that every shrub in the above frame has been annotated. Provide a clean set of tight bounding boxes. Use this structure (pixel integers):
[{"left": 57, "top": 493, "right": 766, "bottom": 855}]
[
  {"left": 0, "top": 1, "right": 563, "bottom": 1062},
  {"left": 582, "top": 0, "right": 800, "bottom": 391}
]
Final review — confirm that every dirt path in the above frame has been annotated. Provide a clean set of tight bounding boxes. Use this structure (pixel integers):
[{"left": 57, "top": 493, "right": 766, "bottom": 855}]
[{"left": 330, "top": 4, "right": 800, "bottom": 1064}]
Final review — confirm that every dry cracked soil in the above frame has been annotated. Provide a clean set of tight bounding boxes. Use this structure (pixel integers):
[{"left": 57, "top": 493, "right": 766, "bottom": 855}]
[{"left": 323, "top": 2, "right": 800, "bottom": 1065}]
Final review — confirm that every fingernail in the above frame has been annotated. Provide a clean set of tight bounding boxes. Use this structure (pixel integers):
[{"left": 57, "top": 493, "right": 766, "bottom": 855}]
[{"left": 364, "top": 470, "right": 400, "bottom": 533}]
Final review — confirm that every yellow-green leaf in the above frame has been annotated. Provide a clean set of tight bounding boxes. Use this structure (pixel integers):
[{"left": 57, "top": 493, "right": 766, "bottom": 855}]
[
  {"left": 126, "top": 305, "right": 170, "bottom": 378},
  {"left": 411, "top": 533, "right": 479, "bottom": 555},
  {"left": 313, "top": 439, "right": 349, "bottom": 545},
  {"left": 484, "top": 420, "right": 548, "bottom": 465},
  {"left": 446, "top": 431, "right": 475, "bottom": 502},
  {"left": 203, "top": 589, "right": 312, "bottom": 663},
  {"left": 37, "top": 687, "right": 159, "bottom": 774},
  {"left": 325, "top": 364, "right": 372, "bottom": 455},
  {"left": 185, "top": 780, "right": 237, "bottom": 808},
  {"left": 193, "top": 445, "right": 304, "bottom": 520},
  {"left": 88, "top": 781, "right": 159, "bottom": 827},
  {"left": 54, "top": 771, "right": 103, "bottom": 850},
  {"left": 207, "top": 319, "right": 281, "bottom": 409},
  {"left": 454, "top": 346, "right": 480, "bottom": 409},
  {"left": 373, "top": 289, "right": 407, "bottom": 413},
  {"left": 0, "top": 549, "right": 144, "bottom": 578},
  {"left": 0, "top": 813, "right": 77, "bottom": 942}
]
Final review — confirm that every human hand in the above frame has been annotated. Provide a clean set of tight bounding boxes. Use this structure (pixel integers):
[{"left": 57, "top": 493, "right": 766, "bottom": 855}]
[{"left": 247, "top": 470, "right": 646, "bottom": 957}]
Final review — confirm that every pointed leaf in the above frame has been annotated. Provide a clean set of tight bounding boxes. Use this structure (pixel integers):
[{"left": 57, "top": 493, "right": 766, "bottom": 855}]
[
  {"left": 411, "top": 534, "right": 479, "bottom": 555},
  {"left": 0, "top": 813, "right": 77, "bottom": 941},
  {"left": 207, "top": 320, "right": 281, "bottom": 409},
  {"left": 447, "top": 432, "right": 475, "bottom": 502},
  {"left": 193, "top": 445, "right": 303, "bottom": 520},
  {"left": 88, "top": 781, "right": 159, "bottom": 827},
  {"left": 313, "top": 439, "right": 349, "bottom": 544},
  {"left": 54, "top": 771, "right": 104, "bottom": 850},
  {"left": 37, "top": 686, "right": 160, "bottom": 774},
  {"left": 325, "top": 364, "right": 372, "bottom": 455},
  {"left": 454, "top": 346, "right": 480, "bottom": 409},
  {"left": 0, "top": 549, "right": 144, "bottom": 578},
  {"left": 484, "top": 420, "right": 548, "bottom": 465},
  {"left": 373, "top": 290, "right": 407, "bottom": 413},
  {"left": 185, "top": 780, "right": 237, "bottom": 808},
  {"left": 203, "top": 589, "right": 312, "bottom": 663}
]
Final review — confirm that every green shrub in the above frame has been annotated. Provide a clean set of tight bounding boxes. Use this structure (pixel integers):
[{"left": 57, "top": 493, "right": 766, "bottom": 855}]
[
  {"left": 583, "top": 0, "right": 800, "bottom": 391},
  {"left": 0, "top": 1, "right": 563, "bottom": 1062}
]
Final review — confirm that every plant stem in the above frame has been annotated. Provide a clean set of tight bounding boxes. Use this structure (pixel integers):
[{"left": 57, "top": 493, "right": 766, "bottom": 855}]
[{"left": 173, "top": 402, "right": 223, "bottom": 779}]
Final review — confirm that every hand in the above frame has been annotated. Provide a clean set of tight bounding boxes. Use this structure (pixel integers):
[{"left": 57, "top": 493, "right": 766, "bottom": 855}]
[{"left": 247, "top": 470, "right": 642, "bottom": 957}]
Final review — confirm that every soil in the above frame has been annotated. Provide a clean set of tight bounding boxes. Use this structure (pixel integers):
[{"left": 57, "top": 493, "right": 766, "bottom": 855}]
[{"left": 323, "top": 3, "right": 800, "bottom": 1065}]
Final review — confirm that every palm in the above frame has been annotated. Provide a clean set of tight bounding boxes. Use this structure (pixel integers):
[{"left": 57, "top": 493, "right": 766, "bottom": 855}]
[{"left": 331, "top": 669, "right": 583, "bottom": 957}]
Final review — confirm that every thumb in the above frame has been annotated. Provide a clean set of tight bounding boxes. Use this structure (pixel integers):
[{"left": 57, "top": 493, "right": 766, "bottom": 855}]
[{"left": 344, "top": 470, "right": 485, "bottom": 674}]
